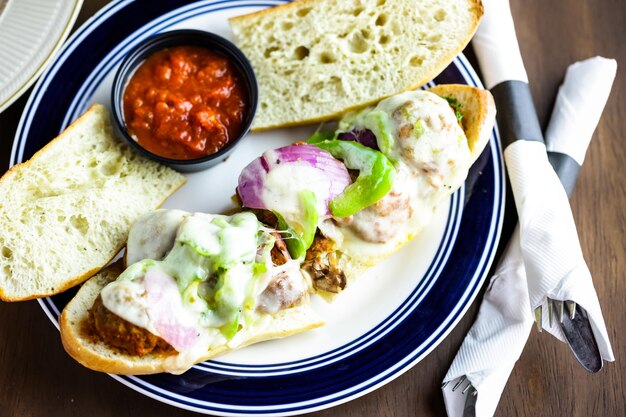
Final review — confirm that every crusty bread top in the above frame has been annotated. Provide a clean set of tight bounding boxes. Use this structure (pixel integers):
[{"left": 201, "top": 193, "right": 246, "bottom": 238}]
[
  {"left": 60, "top": 261, "right": 183, "bottom": 375},
  {"left": 429, "top": 84, "right": 496, "bottom": 161},
  {"left": 230, "top": 0, "right": 483, "bottom": 130},
  {"left": 0, "top": 104, "right": 186, "bottom": 301},
  {"left": 60, "top": 262, "right": 323, "bottom": 375}
]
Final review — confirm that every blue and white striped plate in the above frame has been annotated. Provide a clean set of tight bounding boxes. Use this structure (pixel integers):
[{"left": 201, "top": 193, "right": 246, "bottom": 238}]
[{"left": 11, "top": 1, "right": 504, "bottom": 415}]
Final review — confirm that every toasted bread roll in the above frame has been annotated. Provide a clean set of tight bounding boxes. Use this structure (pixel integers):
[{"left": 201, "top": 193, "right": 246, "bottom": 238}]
[
  {"left": 60, "top": 211, "right": 324, "bottom": 375},
  {"left": 60, "top": 263, "right": 323, "bottom": 375},
  {"left": 60, "top": 85, "right": 495, "bottom": 372},
  {"left": 306, "top": 86, "right": 496, "bottom": 299}
]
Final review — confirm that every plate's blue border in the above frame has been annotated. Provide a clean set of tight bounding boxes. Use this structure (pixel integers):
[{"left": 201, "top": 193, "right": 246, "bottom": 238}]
[{"left": 12, "top": 1, "right": 504, "bottom": 415}]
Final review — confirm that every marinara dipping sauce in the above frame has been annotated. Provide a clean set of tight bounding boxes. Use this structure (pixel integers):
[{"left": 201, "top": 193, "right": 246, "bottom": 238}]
[{"left": 123, "top": 46, "right": 247, "bottom": 160}]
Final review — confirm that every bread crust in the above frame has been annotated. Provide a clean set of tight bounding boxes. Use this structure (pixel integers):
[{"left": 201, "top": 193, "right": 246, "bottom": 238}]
[
  {"left": 428, "top": 84, "right": 496, "bottom": 161},
  {"left": 230, "top": 0, "right": 484, "bottom": 130},
  {"left": 0, "top": 104, "right": 186, "bottom": 301},
  {"left": 60, "top": 262, "right": 323, "bottom": 375},
  {"left": 230, "top": 0, "right": 483, "bottom": 25}
]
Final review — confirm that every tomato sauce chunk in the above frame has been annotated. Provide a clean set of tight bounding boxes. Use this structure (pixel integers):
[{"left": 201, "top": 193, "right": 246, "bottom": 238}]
[{"left": 123, "top": 46, "right": 247, "bottom": 160}]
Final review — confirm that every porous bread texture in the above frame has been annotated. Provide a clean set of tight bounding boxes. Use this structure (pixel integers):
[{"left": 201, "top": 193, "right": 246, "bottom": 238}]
[
  {"left": 230, "top": 0, "right": 483, "bottom": 130},
  {"left": 60, "top": 261, "right": 324, "bottom": 375},
  {"left": 428, "top": 84, "right": 496, "bottom": 162},
  {"left": 0, "top": 104, "right": 186, "bottom": 301}
]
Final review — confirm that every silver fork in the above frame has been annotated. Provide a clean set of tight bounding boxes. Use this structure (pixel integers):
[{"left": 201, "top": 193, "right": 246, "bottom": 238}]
[
  {"left": 533, "top": 299, "right": 576, "bottom": 331},
  {"left": 534, "top": 298, "right": 603, "bottom": 372},
  {"left": 442, "top": 376, "right": 477, "bottom": 417}
]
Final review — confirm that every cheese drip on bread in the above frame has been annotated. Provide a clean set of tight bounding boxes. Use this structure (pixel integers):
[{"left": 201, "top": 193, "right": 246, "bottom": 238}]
[
  {"left": 325, "top": 90, "right": 471, "bottom": 258},
  {"left": 101, "top": 211, "right": 307, "bottom": 373}
]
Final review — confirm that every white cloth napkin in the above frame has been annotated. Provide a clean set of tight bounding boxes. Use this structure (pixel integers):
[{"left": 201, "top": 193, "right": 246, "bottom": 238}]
[
  {"left": 530, "top": 57, "right": 616, "bottom": 359},
  {"left": 443, "top": 228, "right": 532, "bottom": 417},
  {"left": 444, "top": 0, "right": 534, "bottom": 412},
  {"left": 505, "top": 140, "right": 612, "bottom": 362},
  {"left": 471, "top": 0, "right": 527, "bottom": 88},
  {"left": 442, "top": 57, "right": 617, "bottom": 417},
  {"left": 545, "top": 57, "right": 617, "bottom": 165}
]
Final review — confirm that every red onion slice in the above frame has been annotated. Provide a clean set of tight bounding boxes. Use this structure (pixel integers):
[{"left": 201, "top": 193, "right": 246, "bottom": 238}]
[
  {"left": 237, "top": 144, "right": 351, "bottom": 215},
  {"left": 338, "top": 129, "right": 379, "bottom": 151}
]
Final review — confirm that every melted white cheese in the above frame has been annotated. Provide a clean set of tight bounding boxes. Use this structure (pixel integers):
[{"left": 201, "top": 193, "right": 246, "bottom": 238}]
[
  {"left": 256, "top": 259, "right": 306, "bottom": 314},
  {"left": 335, "top": 90, "right": 471, "bottom": 256},
  {"left": 125, "top": 209, "right": 190, "bottom": 265},
  {"left": 261, "top": 151, "right": 332, "bottom": 226},
  {"left": 101, "top": 264, "right": 205, "bottom": 352},
  {"left": 100, "top": 210, "right": 308, "bottom": 373}
]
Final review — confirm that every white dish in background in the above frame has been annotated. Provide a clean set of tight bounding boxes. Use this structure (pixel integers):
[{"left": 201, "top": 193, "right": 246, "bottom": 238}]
[{"left": 0, "top": 0, "right": 82, "bottom": 113}]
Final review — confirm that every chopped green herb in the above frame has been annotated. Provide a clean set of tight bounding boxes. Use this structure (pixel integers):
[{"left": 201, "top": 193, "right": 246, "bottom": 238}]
[
  {"left": 443, "top": 96, "right": 464, "bottom": 123},
  {"left": 402, "top": 106, "right": 412, "bottom": 121},
  {"left": 220, "top": 314, "right": 240, "bottom": 340},
  {"left": 414, "top": 119, "right": 425, "bottom": 138},
  {"left": 253, "top": 262, "right": 267, "bottom": 275}
]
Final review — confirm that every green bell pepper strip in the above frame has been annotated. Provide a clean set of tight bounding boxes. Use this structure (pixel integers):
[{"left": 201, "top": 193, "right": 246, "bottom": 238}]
[
  {"left": 334, "top": 109, "right": 396, "bottom": 162},
  {"left": 312, "top": 139, "right": 395, "bottom": 218},
  {"left": 306, "top": 130, "right": 336, "bottom": 144},
  {"left": 298, "top": 190, "right": 319, "bottom": 249},
  {"left": 274, "top": 211, "right": 304, "bottom": 260},
  {"left": 272, "top": 190, "right": 319, "bottom": 260}
]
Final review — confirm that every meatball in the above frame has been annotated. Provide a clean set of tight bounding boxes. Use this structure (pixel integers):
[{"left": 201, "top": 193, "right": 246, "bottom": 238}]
[
  {"left": 256, "top": 271, "right": 305, "bottom": 314},
  {"left": 89, "top": 295, "right": 173, "bottom": 356},
  {"left": 302, "top": 234, "right": 347, "bottom": 293}
]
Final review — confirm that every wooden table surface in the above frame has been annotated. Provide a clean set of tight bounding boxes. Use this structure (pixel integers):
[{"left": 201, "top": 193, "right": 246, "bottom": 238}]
[{"left": 0, "top": 1, "right": 624, "bottom": 416}]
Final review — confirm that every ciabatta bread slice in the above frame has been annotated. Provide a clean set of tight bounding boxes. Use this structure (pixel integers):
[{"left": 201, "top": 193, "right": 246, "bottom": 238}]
[
  {"left": 60, "top": 261, "right": 324, "bottom": 375},
  {"left": 0, "top": 104, "right": 186, "bottom": 301},
  {"left": 229, "top": 0, "right": 483, "bottom": 130}
]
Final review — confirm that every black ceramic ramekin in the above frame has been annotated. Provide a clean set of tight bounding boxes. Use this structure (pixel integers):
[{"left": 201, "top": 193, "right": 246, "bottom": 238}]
[{"left": 111, "top": 29, "right": 258, "bottom": 172}]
